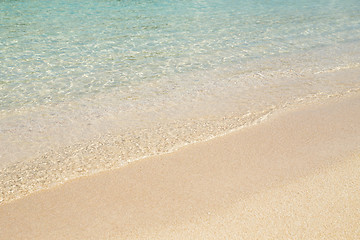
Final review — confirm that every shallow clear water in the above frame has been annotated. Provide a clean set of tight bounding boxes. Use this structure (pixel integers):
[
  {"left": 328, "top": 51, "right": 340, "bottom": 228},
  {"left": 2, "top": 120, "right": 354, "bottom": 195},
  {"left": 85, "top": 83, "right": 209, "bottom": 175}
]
[
  {"left": 1, "top": 0, "right": 360, "bottom": 203},
  {"left": 2, "top": 0, "right": 360, "bottom": 111}
]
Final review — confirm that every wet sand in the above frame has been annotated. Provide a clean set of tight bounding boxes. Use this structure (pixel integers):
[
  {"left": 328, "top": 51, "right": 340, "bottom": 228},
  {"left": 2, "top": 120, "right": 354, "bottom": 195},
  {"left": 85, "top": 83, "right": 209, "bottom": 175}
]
[{"left": 1, "top": 93, "right": 360, "bottom": 239}]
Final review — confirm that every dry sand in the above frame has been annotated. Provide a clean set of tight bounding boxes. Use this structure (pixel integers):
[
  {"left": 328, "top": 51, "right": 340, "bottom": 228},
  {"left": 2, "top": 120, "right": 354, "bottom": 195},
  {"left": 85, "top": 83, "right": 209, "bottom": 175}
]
[{"left": 1, "top": 93, "right": 360, "bottom": 239}]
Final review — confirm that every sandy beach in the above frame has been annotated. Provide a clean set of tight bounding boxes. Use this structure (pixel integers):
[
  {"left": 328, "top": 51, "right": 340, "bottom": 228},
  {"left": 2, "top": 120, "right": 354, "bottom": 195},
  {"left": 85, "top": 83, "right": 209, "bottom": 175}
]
[
  {"left": 1, "top": 93, "right": 360, "bottom": 239},
  {"left": 2, "top": 0, "right": 360, "bottom": 239}
]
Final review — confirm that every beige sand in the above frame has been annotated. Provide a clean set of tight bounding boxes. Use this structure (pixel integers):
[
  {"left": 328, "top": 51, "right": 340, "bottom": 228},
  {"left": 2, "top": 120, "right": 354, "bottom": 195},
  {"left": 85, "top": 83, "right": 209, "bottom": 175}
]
[{"left": 1, "top": 94, "right": 360, "bottom": 239}]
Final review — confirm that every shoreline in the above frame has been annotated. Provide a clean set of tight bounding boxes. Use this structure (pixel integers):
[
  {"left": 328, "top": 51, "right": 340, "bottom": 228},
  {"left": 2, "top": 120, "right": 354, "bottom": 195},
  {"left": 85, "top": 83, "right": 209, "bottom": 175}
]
[
  {"left": 1, "top": 58, "right": 360, "bottom": 205},
  {"left": 1, "top": 93, "right": 360, "bottom": 239}
]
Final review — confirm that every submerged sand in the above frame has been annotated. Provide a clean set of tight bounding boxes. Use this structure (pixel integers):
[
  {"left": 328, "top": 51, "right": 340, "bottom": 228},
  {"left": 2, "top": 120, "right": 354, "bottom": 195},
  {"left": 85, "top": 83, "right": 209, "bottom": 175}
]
[{"left": 1, "top": 93, "right": 360, "bottom": 239}]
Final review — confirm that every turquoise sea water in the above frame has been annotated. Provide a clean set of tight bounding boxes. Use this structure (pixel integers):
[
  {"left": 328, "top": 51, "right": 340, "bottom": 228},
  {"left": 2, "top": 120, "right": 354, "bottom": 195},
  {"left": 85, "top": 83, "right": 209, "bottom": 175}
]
[
  {"left": 1, "top": 0, "right": 360, "bottom": 203},
  {"left": 2, "top": 0, "right": 360, "bottom": 110}
]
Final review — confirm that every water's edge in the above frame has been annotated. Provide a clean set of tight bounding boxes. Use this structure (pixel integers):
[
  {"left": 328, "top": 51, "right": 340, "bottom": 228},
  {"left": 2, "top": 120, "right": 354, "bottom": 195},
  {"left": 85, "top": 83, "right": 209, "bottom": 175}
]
[{"left": 1, "top": 72, "right": 359, "bottom": 205}]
